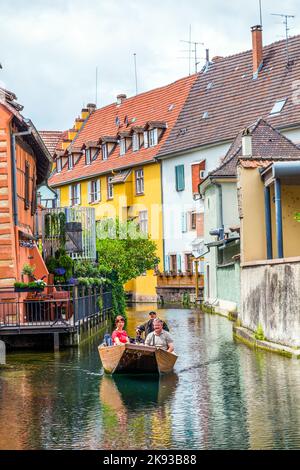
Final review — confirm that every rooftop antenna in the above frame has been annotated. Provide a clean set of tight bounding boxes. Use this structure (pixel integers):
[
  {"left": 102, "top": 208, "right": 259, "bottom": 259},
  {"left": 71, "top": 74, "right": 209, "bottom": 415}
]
[
  {"left": 271, "top": 13, "right": 295, "bottom": 64},
  {"left": 95, "top": 66, "right": 98, "bottom": 107},
  {"left": 134, "top": 53, "right": 138, "bottom": 95},
  {"left": 179, "top": 38, "right": 204, "bottom": 74}
]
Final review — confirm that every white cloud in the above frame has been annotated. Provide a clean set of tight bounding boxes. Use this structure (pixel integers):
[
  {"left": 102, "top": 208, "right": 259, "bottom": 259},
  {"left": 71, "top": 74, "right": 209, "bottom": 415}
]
[{"left": 0, "top": 0, "right": 299, "bottom": 129}]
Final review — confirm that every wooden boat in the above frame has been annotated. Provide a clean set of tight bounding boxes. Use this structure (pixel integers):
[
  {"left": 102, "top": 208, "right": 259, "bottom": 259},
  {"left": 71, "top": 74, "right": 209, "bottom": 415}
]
[{"left": 98, "top": 343, "right": 178, "bottom": 375}]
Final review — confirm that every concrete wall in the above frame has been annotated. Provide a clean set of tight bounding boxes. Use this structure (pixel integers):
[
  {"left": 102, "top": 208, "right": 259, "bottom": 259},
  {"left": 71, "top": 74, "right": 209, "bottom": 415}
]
[
  {"left": 217, "top": 262, "right": 240, "bottom": 307},
  {"left": 240, "top": 259, "right": 300, "bottom": 347}
]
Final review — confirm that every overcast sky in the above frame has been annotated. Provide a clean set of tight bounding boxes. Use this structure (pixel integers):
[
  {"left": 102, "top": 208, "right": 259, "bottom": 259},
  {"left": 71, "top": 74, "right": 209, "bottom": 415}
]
[{"left": 0, "top": 0, "right": 299, "bottom": 130}]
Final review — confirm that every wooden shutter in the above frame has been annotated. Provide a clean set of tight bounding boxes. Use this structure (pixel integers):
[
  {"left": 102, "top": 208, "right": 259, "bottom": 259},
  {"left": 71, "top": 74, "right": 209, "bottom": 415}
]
[
  {"left": 24, "top": 162, "right": 30, "bottom": 210},
  {"left": 31, "top": 170, "right": 37, "bottom": 215},
  {"left": 177, "top": 254, "right": 182, "bottom": 272},
  {"left": 175, "top": 165, "right": 185, "bottom": 191}
]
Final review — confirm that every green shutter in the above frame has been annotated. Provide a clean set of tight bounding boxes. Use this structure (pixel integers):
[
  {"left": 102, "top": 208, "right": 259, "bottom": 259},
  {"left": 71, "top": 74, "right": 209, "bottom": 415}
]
[{"left": 175, "top": 165, "right": 185, "bottom": 191}]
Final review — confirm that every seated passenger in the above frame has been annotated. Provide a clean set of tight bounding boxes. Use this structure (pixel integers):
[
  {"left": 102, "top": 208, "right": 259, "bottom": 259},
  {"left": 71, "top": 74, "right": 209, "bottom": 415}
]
[
  {"left": 112, "top": 315, "right": 130, "bottom": 345},
  {"left": 145, "top": 318, "right": 174, "bottom": 353},
  {"left": 136, "top": 311, "right": 169, "bottom": 339}
]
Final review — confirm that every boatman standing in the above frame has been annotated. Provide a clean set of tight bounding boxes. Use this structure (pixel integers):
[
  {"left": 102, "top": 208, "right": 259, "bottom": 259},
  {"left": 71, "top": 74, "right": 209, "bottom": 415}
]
[
  {"left": 136, "top": 311, "right": 169, "bottom": 339},
  {"left": 145, "top": 319, "right": 174, "bottom": 353}
]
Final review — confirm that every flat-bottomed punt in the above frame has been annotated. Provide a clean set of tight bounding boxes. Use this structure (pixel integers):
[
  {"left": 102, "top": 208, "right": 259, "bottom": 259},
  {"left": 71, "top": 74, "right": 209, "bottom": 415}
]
[{"left": 98, "top": 343, "right": 177, "bottom": 375}]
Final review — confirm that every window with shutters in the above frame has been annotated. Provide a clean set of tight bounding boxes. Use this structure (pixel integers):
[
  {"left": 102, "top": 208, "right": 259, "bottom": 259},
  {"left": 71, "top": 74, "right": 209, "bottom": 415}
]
[
  {"left": 149, "top": 128, "right": 158, "bottom": 147},
  {"left": 71, "top": 183, "right": 80, "bottom": 206},
  {"left": 185, "top": 253, "right": 193, "bottom": 272},
  {"left": 143, "top": 131, "right": 149, "bottom": 148},
  {"left": 107, "top": 176, "right": 114, "bottom": 200},
  {"left": 102, "top": 144, "right": 108, "bottom": 160},
  {"left": 31, "top": 170, "right": 37, "bottom": 215},
  {"left": 135, "top": 169, "right": 144, "bottom": 195},
  {"left": 132, "top": 133, "right": 140, "bottom": 151},
  {"left": 24, "top": 161, "right": 30, "bottom": 210},
  {"left": 120, "top": 138, "right": 126, "bottom": 156},
  {"left": 68, "top": 154, "right": 74, "bottom": 170},
  {"left": 90, "top": 179, "right": 101, "bottom": 203},
  {"left": 139, "top": 210, "right": 148, "bottom": 234},
  {"left": 190, "top": 211, "right": 197, "bottom": 230},
  {"left": 85, "top": 148, "right": 91, "bottom": 165},
  {"left": 175, "top": 165, "right": 185, "bottom": 191},
  {"left": 56, "top": 157, "right": 62, "bottom": 173},
  {"left": 170, "top": 254, "right": 177, "bottom": 273}
]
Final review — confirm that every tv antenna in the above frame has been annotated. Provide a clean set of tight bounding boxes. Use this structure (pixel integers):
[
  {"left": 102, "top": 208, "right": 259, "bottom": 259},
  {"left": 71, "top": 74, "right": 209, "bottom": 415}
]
[
  {"left": 95, "top": 66, "right": 98, "bottom": 106},
  {"left": 271, "top": 13, "right": 295, "bottom": 64},
  {"left": 133, "top": 53, "right": 138, "bottom": 95},
  {"left": 179, "top": 33, "right": 204, "bottom": 74}
]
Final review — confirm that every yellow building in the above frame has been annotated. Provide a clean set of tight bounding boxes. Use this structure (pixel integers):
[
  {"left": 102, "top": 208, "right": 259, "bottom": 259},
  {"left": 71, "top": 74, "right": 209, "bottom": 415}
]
[{"left": 48, "top": 75, "right": 197, "bottom": 301}]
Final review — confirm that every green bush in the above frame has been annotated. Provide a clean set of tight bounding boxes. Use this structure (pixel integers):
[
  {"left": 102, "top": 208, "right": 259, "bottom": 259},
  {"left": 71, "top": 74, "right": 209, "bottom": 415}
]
[{"left": 255, "top": 324, "right": 265, "bottom": 341}]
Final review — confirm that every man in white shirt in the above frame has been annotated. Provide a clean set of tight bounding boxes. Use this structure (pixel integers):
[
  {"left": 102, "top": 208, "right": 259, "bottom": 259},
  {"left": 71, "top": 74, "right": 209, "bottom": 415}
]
[{"left": 145, "top": 318, "right": 174, "bottom": 353}]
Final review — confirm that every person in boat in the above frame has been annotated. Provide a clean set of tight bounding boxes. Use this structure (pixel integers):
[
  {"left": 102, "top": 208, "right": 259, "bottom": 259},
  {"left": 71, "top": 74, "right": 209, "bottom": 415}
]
[
  {"left": 145, "top": 318, "right": 174, "bottom": 353},
  {"left": 136, "top": 311, "right": 169, "bottom": 339},
  {"left": 111, "top": 315, "right": 131, "bottom": 345}
]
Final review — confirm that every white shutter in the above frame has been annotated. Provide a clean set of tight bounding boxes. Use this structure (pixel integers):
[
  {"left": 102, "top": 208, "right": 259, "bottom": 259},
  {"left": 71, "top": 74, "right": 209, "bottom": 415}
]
[
  {"left": 69, "top": 186, "right": 72, "bottom": 207},
  {"left": 77, "top": 183, "right": 81, "bottom": 205},
  {"left": 164, "top": 255, "right": 170, "bottom": 272},
  {"left": 144, "top": 131, "right": 148, "bottom": 148},
  {"left": 181, "top": 212, "right": 187, "bottom": 233},
  {"left": 88, "top": 181, "right": 91, "bottom": 203},
  {"left": 97, "top": 179, "right": 101, "bottom": 201}
]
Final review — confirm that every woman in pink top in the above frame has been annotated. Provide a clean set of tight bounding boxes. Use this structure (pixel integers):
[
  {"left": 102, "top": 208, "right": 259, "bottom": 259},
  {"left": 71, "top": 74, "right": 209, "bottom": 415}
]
[{"left": 111, "top": 315, "right": 130, "bottom": 345}]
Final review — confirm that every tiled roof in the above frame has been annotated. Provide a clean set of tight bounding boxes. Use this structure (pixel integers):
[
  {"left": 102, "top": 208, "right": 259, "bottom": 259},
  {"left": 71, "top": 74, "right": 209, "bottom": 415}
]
[
  {"left": 39, "top": 131, "right": 63, "bottom": 157},
  {"left": 49, "top": 74, "right": 197, "bottom": 187},
  {"left": 158, "top": 34, "right": 300, "bottom": 158},
  {"left": 239, "top": 157, "right": 300, "bottom": 168},
  {"left": 110, "top": 169, "right": 132, "bottom": 184},
  {"left": 208, "top": 118, "right": 300, "bottom": 177}
]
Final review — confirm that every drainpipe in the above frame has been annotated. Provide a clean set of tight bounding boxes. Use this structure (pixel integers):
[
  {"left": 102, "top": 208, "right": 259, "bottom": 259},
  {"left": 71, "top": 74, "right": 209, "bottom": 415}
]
[
  {"left": 264, "top": 186, "right": 273, "bottom": 259},
  {"left": 11, "top": 128, "right": 32, "bottom": 226},
  {"left": 274, "top": 179, "right": 284, "bottom": 258}
]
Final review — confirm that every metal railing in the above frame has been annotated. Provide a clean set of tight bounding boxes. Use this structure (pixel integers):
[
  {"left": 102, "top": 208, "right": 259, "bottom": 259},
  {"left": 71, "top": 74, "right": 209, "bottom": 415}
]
[{"left": 0, "top": 286, "right": 112, "bottom": 328}]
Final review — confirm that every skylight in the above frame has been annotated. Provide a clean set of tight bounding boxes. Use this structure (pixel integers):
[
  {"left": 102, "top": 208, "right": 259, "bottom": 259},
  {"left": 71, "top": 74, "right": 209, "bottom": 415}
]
[
  {"left": 270, "top": 99, "right": 287, "bottom": 115},
  {"left": 206, "top": 82, "right": 213, "bottom": 90},
  {"left": 202, "top": 111, "right": 209, "bottom": 119}
]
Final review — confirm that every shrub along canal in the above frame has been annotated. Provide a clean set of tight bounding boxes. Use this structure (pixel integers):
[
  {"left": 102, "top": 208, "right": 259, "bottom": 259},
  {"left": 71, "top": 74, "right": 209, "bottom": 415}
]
[{"left": 1, "top": 305, "right": 300, "bottom": 450}]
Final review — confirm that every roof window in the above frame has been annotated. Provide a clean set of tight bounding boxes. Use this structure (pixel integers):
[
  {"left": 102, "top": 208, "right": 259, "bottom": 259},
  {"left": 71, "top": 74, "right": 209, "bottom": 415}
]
[
  {"left": 206, "top": 82, "right": 213, "bottom": 90},
  {"left": 270, "top": 99, "right": 287, "bottom": 115},
  {"left": 168, "top": 104, "right": 175, "bottom": 111},
  {"left": 202, "top": 111, "right": 209, "bottom": 119}
]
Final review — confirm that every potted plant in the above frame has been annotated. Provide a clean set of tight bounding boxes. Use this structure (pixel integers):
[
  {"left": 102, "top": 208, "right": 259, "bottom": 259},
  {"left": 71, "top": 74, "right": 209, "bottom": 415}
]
[
  {"left": 21, "top": 263, "right": 36, "bottom": 282},
  {"left": 186, "top": 270, "right": 193, "bottom": 277},
  {"left": 14, "top": 280, "right": 46, "bottom": 292}
]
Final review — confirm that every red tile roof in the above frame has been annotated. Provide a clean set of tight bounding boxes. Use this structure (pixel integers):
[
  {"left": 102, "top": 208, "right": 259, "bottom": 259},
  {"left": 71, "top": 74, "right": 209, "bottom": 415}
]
[
  {"left": 49, "top": 74, "right": 197, "bottom": 187},
  {"left": 158, "top": 34, "right": 300, "bottom": 158},
  {"left": 39, "top": 131, "right": 63, "bottom": 157}
]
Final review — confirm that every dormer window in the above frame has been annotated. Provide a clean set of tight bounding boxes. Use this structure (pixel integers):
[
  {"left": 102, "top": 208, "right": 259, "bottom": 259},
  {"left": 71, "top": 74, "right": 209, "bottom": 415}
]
[
  {"left": 149, "top": 128, "right": 158, "bottom": 147},
  {"left": 102, "top": 144, "right": 108, "bottom": 160},
  {"left": 120, "top": 138, "right": 126, "bottom": 156},
  {"left": 85, "top": 148, "right": 91, "bottom": 165},
  {"left": 270, "top": 99, "right": 287, "bottom": 116},
  {"left": 68, "top": 154, "right": 74, "bottom": 170},
  {"left": 56, "top": 157, "right": 62, "bottom": 173},
  {"left": 132, "top": 133, "right": 140, "bottom": 152}
]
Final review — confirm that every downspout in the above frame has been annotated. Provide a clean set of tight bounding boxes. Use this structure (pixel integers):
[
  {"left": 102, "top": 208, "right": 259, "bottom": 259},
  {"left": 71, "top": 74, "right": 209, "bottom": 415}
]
[
  {"left": 11, "top": 128, "right": 32, "bottom": 226},
  {"left": 264, "top": 186, "right": 273, "bottom": 259},
  {"left": 274, "top": 179, "right": 284, "bottom": 258}
]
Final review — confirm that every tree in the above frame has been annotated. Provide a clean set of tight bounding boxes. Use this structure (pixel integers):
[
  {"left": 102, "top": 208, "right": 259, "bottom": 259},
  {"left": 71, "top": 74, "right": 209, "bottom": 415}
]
[{"left": 96, "top": 218, "right": 159, "bottom": 284}]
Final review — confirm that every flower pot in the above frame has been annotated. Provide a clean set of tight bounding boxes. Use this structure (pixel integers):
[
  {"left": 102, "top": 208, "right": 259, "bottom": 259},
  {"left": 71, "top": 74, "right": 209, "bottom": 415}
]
[{"left": 15, "top": 287, "right": 45, "bottom": 293}]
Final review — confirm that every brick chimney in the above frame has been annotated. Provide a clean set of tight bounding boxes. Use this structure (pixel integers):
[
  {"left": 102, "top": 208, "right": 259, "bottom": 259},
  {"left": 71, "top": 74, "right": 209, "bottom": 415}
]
[
  {"left": 251, "top": 25, "right": 263, "bottom": 77},
  {"left": 117, "top": 94, "right": 127, "bottom": 105}
]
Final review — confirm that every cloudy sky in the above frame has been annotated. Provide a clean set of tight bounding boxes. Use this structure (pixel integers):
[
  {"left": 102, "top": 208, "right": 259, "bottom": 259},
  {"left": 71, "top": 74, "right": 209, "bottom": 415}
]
[{"left": 0, "top": 0, "right": 299, "bottom": 130}]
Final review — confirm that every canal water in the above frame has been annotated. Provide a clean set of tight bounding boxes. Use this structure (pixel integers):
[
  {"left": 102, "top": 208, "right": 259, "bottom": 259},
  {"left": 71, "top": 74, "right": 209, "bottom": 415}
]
[{"left": 1, "top": 305, "right": 300, "bottom": 450}]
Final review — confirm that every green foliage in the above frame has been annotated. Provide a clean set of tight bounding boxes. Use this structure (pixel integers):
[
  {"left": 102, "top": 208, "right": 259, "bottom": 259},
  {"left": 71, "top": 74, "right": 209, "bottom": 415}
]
[
  {"left": 74, "top": 260, "right": 99, "bottom": 278},
  {"left": 294, "top": 212, "right": 300, "bottom": 222},
  {"left": 109, "top": 271, "right": 127, "bottom": 324},
  {"left": 182, "top": 291, "right": 191, "bottom": 308},
  {"left": 14, "top": 280, "right": 46, "bottom": 290},
  {"left": 96, "top": 218, "right": 159, "bottom": 284},
  {"left": 21, "top": 263, "right": 35, "bottom": 277},
  {"left": 46, "top": 249, "right": 74, "bottom": 284},
  {"left": 44, "top": 211, "right": 66, "bottom": 248},
  {"left": 255, "top": 323, "right": 265, "bottom": 341}
]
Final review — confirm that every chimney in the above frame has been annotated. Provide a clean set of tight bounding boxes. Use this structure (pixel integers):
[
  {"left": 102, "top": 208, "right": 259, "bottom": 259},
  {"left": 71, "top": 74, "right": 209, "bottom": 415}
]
[
  {"left": 242, "top": 128, "right": 252, "bottom": 156},
  {"left": 117, "top": 94, "right": 127, "bottom": 105},
  {"left": 87, "top": 103, "right": 96, "bottom": 114},
  {"left": 251, "top": 25, "right": 263, "bottom": 77}
]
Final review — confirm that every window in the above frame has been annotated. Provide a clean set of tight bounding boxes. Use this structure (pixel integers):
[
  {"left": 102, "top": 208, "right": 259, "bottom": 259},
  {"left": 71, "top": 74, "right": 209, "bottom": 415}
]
[
  {"left": 135, "top": 169, "right": 144, "bottom": 195},
  {"left": 181, "top": 212, "right": 187, "bottom": 233},
  {"left": 149, "top": 128, "right": 158, "bottom": 147},
  {"left": 68, "top": 154, "right": 74, "bottom": 170},
  {"left": 200, "top": 170, "right": 205, "bottom": 179},
  {"left": 132, "top": 133, "right": 139, "bottom": 151},
  {"left": 120, "top": 138, "right": 126, "bottom": 156},
  {"left": 185, "top": 253, "right": 193, "bottom": 272},
  {"left": 24, "top": 162, "right": 30, "bottom": 210},
  {"left": 56, "top": 188, "right": 61, "bottom": 208},
  {"left": 70, "top": 183, "right": 80, "bottom": 206},
  {"left": 190, "top": 211, "right": 197, "bottom": 230},
  {"left": 175, "top": 165, "right": 185, "bottom": 191},
  {"left": 143, "top": 131, "right": 149, "bottom": 148},
  {"left": 139, "top": 210, "right": 148, "bottom": 234},
  {"left": 89, "top": 179, "right": 101, "bottom": 203},
  {"left": 56, "top": 158, "right": 62, "bottom": 173},
  {"left": 85, "top": 148, "right": 91, "bottom": 165},
  {"left": 202, "top": 111, "right": 209, "bottom": 119},
  {"left": 102, "top": 144, "right": 108, "bottom": 160},
  {"left": 270, "top": 99, "right": 287, "bottom": 115},
  {"left": 107, "top": 176, "right": 113, "bottom": 199},
  {"left": 170, "top": 255, "right": 177, "bottom": 273}
]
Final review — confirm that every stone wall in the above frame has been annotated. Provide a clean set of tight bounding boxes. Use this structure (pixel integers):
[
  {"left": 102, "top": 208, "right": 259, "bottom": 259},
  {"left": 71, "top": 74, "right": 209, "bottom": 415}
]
[{"left": 240, "top": 259, "right": 300, "bottom": 347}]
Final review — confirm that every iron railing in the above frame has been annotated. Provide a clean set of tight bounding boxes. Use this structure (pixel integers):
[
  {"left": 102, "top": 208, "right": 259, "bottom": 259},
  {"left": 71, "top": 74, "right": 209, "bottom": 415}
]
[{"left": 0, "top": 286, "right": 112, "bottom": 328}]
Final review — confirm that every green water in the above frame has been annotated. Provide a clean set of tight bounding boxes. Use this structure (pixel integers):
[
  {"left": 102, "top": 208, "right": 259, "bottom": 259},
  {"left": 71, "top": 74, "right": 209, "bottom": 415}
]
[{"left": 1, "top": 305, "right": 300, "bottom": 449}]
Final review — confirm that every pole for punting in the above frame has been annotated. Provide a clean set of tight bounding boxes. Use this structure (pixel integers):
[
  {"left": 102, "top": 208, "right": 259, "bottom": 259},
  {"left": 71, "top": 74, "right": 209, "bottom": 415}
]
[{"left": 134, "top": 53, "right": 138, "bottom": 95}]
